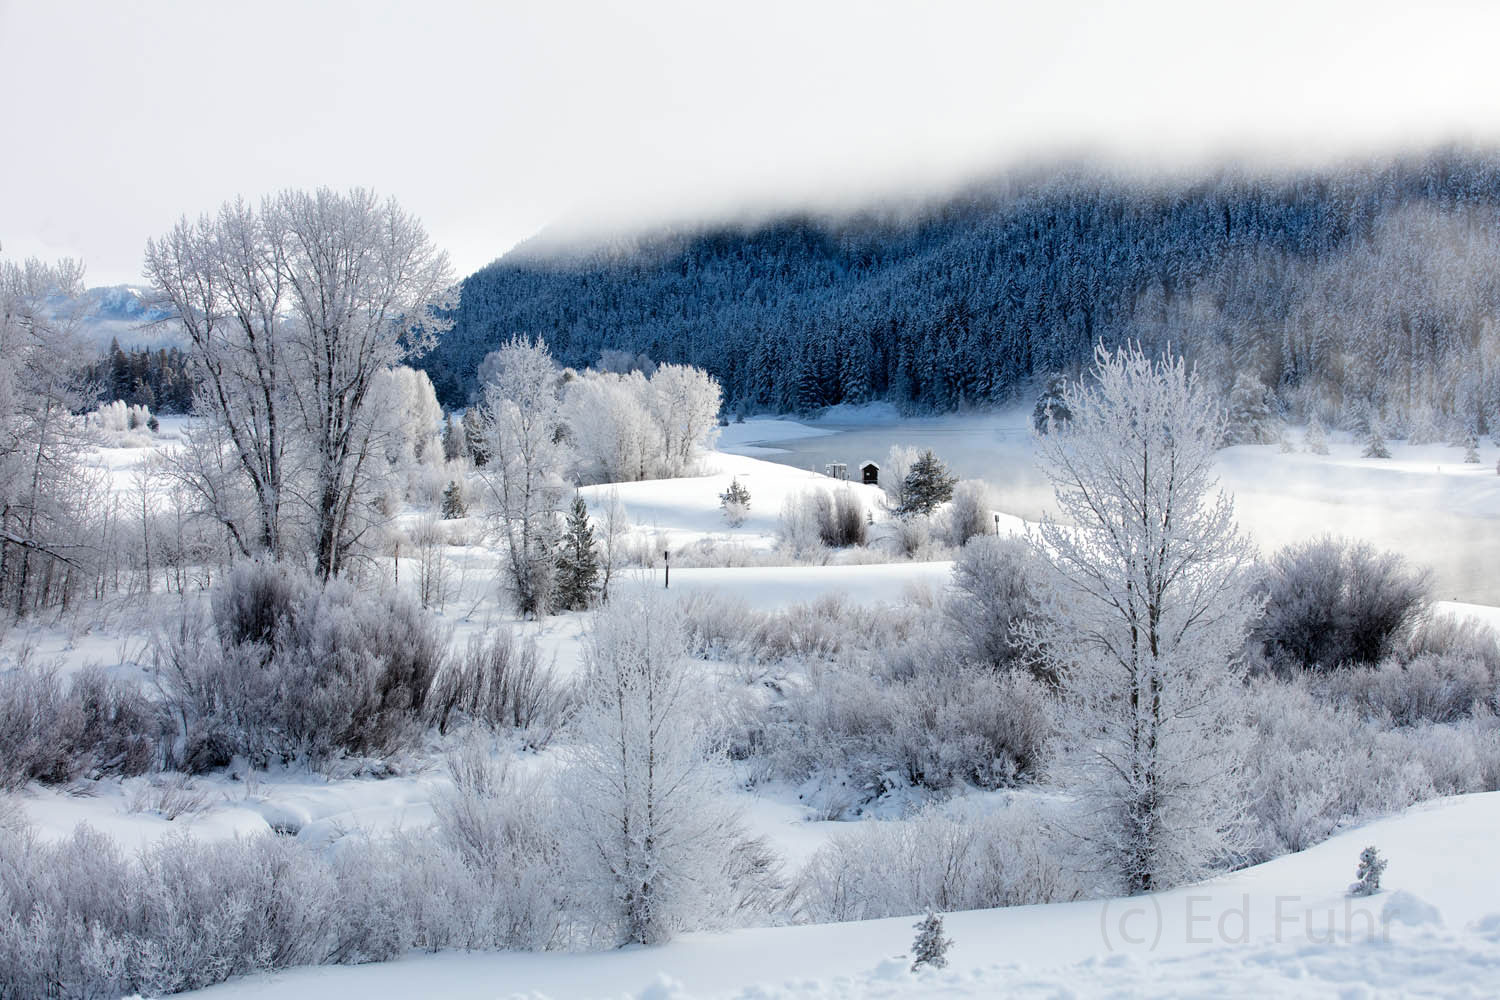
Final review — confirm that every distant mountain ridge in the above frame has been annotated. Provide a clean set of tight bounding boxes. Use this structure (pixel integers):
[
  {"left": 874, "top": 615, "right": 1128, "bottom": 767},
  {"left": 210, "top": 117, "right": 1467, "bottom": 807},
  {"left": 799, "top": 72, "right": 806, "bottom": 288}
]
[
  {"left": 57, "top": 284, "right": 179, "bottom": 351},
  {"left": 419, "top": 149, "right": 1500, "bottom": 432}
]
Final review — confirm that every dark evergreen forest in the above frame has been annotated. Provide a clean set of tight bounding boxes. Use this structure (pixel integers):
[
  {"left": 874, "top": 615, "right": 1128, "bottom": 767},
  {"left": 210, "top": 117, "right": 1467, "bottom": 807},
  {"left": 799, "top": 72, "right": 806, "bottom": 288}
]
[{"left": 421, "top": 149, "right": 1500, "bottom": 435}]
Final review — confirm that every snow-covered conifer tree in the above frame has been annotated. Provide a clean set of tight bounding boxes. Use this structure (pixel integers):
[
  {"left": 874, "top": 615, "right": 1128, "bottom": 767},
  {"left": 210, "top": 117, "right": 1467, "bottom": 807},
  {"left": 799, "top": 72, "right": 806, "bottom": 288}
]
[
  {"left": 898, "top": 450, "right": 957, "bottom": 518},
  {"left": 1362, "top": 420, "right": 1391, "bottom": 459},
  {"left": 719, "top": 477, "right": 751, "bottom": 527},
  {"left": 910, "top": 912, "right": 953, "bottom": 971},
  {"left": 1223, "top": 372, "right": 1275, "bottom": 445},
  {"left": 1304, "top": 415, "right": 1330, "bottom": 455},
  {"left": 1029, "top": 342, "right": 1256, "bottom": 894}
]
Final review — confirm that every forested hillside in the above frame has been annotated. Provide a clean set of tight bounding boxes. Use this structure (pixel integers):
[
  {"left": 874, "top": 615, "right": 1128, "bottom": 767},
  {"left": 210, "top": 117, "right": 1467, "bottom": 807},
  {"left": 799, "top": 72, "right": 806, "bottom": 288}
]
[{"left": 423, "top": 150, "right": 1500, "bottom": 434}]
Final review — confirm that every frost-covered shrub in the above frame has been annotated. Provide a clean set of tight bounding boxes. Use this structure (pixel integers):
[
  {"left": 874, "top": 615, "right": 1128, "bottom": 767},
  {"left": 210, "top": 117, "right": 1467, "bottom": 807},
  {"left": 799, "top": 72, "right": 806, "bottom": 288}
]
[
  {"left": 0, "top": 660, "right": 162, "bottom": 790},
  {"left": 428, "top": 631, "right": 570, "bottom": 743},
  {"left": 778, "top": 488, "right": 867, "bottom": 552},
  {"left": 566, "top": 589, "right": 773, "bottom": 944},
  {"left": 211, "top": 558, "right": 312, "bottom": 648},
  {"left": 1405, "top": 613, "right": 1500, "bottom": 674},
  {"left": 944, "top": 535, "right": 1041, "bottom": 673},
  {"left": 1239, "top": 677, "right": 1500, "bottom": 858},
  {"left": 1253, "top": 537, "right": 1431, "bottom": 671},
  {"left": 428, "top": 736, "right": 575, "bottom": 950},
  {"left": 887, "top": 512, "right": 932, "bottom": 558},
  {"left": 795, "top": 804, "right": 1080, "bottom": 923},
  {"left": 1319, "top": 652, "right": 1493, "bottom": 725},
  {"left": 760, "top": 645, "right": 1052, "bottom": 798},
  {"left": 160, "top": 561, "right": 450, "bottom": 768},
  {"left": 0, "top": 662, "right": 82, "bottom": 789},
  {"left": 123, "top": 772, "right": 212, "bottom": 820},
  {"left": 940, "top": 479, "right": 996, "bottom": 548},
  {"left": 680, "top": 591, "right": 925, "bottom": 669}
]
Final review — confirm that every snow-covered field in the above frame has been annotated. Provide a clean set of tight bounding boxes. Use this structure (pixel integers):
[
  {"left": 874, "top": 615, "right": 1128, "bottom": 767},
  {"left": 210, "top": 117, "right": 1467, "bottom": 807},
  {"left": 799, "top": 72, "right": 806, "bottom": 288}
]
[
  {"left": 187, "top": 791, "right": 1500, "bottom": 999},
  {"left": 10, "top": 410, "right": 1500, "bottom": 999}
]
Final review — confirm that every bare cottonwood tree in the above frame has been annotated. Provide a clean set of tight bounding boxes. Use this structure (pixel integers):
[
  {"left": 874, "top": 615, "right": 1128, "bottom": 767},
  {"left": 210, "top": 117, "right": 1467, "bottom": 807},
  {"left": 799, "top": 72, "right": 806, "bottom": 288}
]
[{"left": 145, "top": 189, "right": 454, "bottom": 577}]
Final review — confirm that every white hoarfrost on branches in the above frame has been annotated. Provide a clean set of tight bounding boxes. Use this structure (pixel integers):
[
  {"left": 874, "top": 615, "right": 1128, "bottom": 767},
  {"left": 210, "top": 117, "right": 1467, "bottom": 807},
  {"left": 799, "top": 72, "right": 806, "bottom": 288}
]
[
  {"left": 0, "top": 253, "right": 98, "bottom": 617},
  {"left": 1029, "top": 342, "right": 1258, "bottom": 894},
  {"left": 566, "top": 586, "right": 754, "bottom": 945},
  {"left": 144, "top": 188, "right": 455, "bottom": 577},
  {"left": 562, "top": 364, "right": 723, "bottom": 484},
  {"left": 476, "top": 337, "right": 568, "bottom": 617}
]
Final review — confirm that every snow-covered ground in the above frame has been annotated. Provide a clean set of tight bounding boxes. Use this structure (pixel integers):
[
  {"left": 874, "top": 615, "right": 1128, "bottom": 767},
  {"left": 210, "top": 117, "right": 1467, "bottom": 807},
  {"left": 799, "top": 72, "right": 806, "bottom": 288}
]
[
  {"left": 13, "top": 410, "right": 1500, "bottom": 999},
  {"left": 758, "top": 404, "right": 1500, "bottom": 604},
  {"left": 185, "top": 791, "right": 1500, "bottom": 999}
]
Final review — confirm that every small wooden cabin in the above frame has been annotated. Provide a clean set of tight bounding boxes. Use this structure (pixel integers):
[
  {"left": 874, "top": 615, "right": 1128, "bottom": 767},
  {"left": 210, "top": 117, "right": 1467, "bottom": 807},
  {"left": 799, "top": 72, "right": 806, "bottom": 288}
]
[{"left": 860, "top": 461, "right": 880, "bottom": 485}]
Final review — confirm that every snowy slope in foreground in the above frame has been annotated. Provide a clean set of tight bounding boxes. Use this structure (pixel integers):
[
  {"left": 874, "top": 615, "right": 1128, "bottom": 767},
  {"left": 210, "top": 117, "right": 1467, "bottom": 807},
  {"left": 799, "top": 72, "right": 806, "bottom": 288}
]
[{"left": 193, "top": 792, "right": 1500, "bottom": 999}]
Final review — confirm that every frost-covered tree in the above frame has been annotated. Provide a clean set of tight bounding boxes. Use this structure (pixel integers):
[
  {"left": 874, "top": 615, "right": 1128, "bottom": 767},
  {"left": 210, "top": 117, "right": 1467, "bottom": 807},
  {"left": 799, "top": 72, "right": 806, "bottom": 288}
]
[
  {"left": 0, "top": 254, "right": 96, "bottom": 616},
  {"left": 648, "top": 363, "right": 722, "bottom": 476},
  {"left": 1223, "top": 372, "right": 1275, "bottom": 445},
  {"left": 945, "top": 535, "right": 1039, "bottom": 673},
  {"left": 462, "top": 407, "right": 488, "bottom": 466},
  {"left": 719, "top": 477, "right": 751, "bottom": 527},
  {"left": 440, "top": 480, "right": 467, "bottom": 520},
  {"left": 1350, "top": 845, "right": 1387, "bottom": 896},
  {"left": 1362, "top": 420, "right": 1391, "bottom": 459},
  {"left": 563, "top": 366, "right": 723, "bottom": 484},
  {"left": 476, "top": 337, "right": 567, "bottom": 617},
  {"left": 564, "top": 370, "right": 655, "bottom": 483},
  {"left": 554, "top": 496, "right": 599, "bottom": 611},
  {"left": 566, "top": 588, "right": 749, "bottom": 944},
  {"left": 1029, "top": 343, "right": 1256, "bottom": 894},
  {"left": 879, "top": 444, "right": 920, "bottom": 516},
  {"left": 370, "top": 366, "right": 444, "bottom": 469},
  {"left": 442, "top": 412, "right": 465, "bottom": 461},
  {"left": 145, "top": 189, "right": 455, "bottom": 577},
  {"left": 1304, "top": 415, "right": 1330, "bottom": 455},
  {"left": 910, "top": 912, "right": 952, "bottom": 972},
  {"left": 1464, "top": 433, "right": 1481, "bottom": 463},
  {"left": 595, "top": 489, "right": 629, "bottom": 603}
]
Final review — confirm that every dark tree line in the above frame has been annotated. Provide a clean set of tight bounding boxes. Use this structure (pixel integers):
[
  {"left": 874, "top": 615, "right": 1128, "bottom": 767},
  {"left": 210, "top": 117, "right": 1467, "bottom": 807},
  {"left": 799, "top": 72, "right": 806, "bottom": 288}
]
[
  {"left": 421, "top": 148, "right": 1500, "bottom": 434},
  {"left": 85, "top": 338, "right": 195, "bottom": 414}
]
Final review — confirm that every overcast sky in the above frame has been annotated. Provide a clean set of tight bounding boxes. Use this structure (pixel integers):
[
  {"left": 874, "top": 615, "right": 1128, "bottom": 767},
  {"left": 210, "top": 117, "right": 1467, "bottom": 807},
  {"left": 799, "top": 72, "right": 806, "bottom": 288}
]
[{"left": 4, "top": 0, "right": 1500, "bottom": 286}]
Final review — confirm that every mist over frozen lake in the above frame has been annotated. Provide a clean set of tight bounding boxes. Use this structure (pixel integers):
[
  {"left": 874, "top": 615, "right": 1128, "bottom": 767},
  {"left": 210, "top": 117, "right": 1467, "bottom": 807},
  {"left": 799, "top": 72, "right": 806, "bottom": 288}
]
[{"left": 750, "top": 407, "right": 1500, "bottom": 606}]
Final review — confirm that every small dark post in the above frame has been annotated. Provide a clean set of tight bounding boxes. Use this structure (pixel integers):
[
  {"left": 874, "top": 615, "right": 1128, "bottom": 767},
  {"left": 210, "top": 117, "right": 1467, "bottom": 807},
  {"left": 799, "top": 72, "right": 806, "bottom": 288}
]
[
  {"left": 993, "top": 512, "right": 1000, "bottom": 535},
  {"left": 664, "top": 549, "right": 670, "bottom": 589}
]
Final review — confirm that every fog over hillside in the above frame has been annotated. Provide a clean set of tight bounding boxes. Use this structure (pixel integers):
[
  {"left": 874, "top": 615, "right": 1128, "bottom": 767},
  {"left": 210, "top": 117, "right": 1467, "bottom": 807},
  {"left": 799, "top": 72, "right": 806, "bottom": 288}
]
[{"left": 425, "top": 149, "right": 1500, "bottom": 440}]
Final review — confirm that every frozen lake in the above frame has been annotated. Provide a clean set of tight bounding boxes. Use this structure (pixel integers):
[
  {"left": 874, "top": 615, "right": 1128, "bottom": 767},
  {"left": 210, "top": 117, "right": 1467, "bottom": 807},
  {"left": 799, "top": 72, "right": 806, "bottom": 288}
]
[{"left": 748, "top": 409, "right": 1500, "bottom": 606}]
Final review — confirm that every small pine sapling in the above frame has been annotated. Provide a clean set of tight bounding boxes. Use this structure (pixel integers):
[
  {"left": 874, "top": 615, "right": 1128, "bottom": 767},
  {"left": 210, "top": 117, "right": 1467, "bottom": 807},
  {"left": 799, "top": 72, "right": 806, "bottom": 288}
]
[
  {"left": 1362, "top": 422, "right": 1391, "bottom": 459},
  {"left": 554, "top": 496, "right": 600, "bottom": 611},
  {"left": 1350, "top": 845, "right": 1387, "bottom": 896},
  {"left": 910, "top": 911, "right": 952, "bottom": 972},
  {"left": 1464, "top": 433, "right": 1481, "bottom": 464},
  {"left": 1304, "top": 416, "right": 1329, "bottom": 455},
  {"left": 440, "top": 480, "right": 467, "bottom": 519},
  {"left": 720, "top": 477, "right": 751, "bottom": 527}
]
